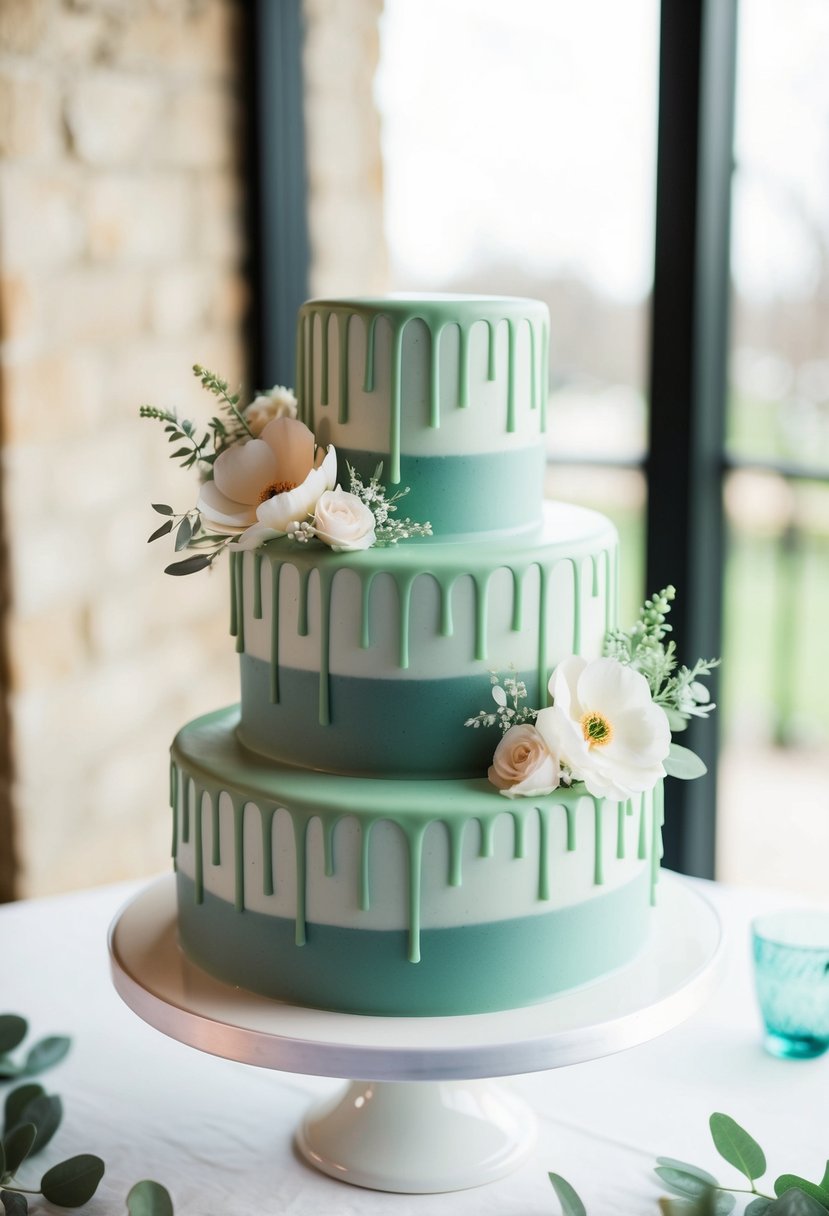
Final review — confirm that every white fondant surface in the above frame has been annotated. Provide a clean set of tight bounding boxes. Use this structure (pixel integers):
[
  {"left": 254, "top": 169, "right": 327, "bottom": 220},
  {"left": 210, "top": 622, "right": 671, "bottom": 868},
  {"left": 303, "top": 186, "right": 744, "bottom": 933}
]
[{"left": 174, "top": 789, "right": 651, "bottom": 930}]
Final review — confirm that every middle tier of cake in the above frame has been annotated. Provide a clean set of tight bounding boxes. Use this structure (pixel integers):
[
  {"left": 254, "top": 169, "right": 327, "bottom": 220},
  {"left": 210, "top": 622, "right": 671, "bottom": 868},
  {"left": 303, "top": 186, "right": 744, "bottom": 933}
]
[{"left": 232, "top": 500, "right": 619, "bottom": 777}]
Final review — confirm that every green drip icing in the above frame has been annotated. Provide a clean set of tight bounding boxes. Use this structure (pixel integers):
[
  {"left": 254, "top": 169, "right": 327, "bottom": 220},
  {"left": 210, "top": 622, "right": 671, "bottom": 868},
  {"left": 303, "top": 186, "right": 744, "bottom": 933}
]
[
  {"left": 457, "top": 322, "right": 470, "bottom": 407},
  {"left": 617, "top": 803, "right": 626, "bottom": 859},
  {"left": 234, "top": 551, "right": 246, "bottom": 654},
  {"left": 294, "top": 816, "right": 307, "bottom": 946},
  {"left": 591, "top": 551, "right": 600, "bottom": 597},
  {"left": 318, "top": 568, "right": 333, "bottom": 725},
  {"left": 594, "top": 798, "right": 604, "bottom": 885},
  {"left": 474, "top": 572, "right": 490, "bottom": 662},
  {"left": 359, "top": 820, "right": 372, "bottom": 911},
  {"left": 511, "top": 566, "right": 524, "bottom": 631},
  {"left": 233, "top": 798, "right": 245, "bottom": 913},
  {"left": 229, "top": 551, "right": 238, "bottom": 638},
  {"left": 565, "top": 802, "right": 577, "bottom": 851},
  {"left": 529, "top": 321, "right": 537, "bottom": 411},
  {"left": 360, "top": 571, "right": 375, "bottom": 649},
  {"left": 253, "top": 553, "right": 263, "bottom": 619},
  {"left": 169, "top": 760, "right": 178, "bottom": 861},
  {"left": 194, "top": 792, "right": 204, "bottom": 904},
  {"left": 486, "top": 319, "right": 497, "bottom": 380},
  {"left": 537, "top": 805, "right": 551, "bottom": 900},
  {"left": 637, "top": 791, "right": 647, "bottom": 860},
  {"left": 570, "top": 556, "right": 582, "bottom": 652},
  {"left": 389, "top": 322, "right": 405, "bottom": 483},
  {"left": 626, "top": 798, "right": 634, "bottom": 816},
  {"left": 478, "top": 815, "right": 496, "bottom": 859},
  {"left": 447, "top": 819, "right": 465, "bottom": 887},
  {"left": 430, "top": 324, "right": 442, "bottom": 428},
  {"left": 269, "top": 561, "right": 282, "bottom": 703},
  {"left": 363, "top": 315, "right": 377, "bottom": 392},
  {"left": 407, "top": 826, "right": 425, "bottom": 964},
  {"left": 512, "top": 809, "right": 527, "bottom": 859},
  {"left": 537, "top": 563, "right": 551, "bottom": 705},
  {"left": 181, "top": 775, "right": 191, "bottom": 844},
  {"left": 297, "top": 566, "right": 311, "bottom": 637},
  {"left": 320, "top": 310, "right": 331, "bottom": 404},
  {"left": 308, "top": 305, "right": 315, "bottom": 416},
  {"left": 295, "top": 311, "right": 306, "bottom": 423},
  {"left": 211, "top": 794, "right": 221, "bottom": 865},
  {"left": 261, "top": 806, "right": 275, "bottom": 897},
  {"left": 650, "top": 784, "right": 665, "bottom": 906},
  {"left": 506, "top": 318, "right": 517, "bottom": 432},
  {"left": 439, "top": 575, "right": 454, "bottom": 637},
  {"left": 397, "top": 573, "right": 415, "bottom": 669},
  {"left": 323, "top": 817, "right": 336, "bottom": 878},
  {"left": 337, "top": 312, "right": 350, "bottom": 424}
]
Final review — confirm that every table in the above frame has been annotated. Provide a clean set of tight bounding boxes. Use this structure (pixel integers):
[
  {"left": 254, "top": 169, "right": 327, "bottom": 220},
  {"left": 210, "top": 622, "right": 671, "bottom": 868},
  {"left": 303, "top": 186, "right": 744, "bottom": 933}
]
[{"left": 2, "top": 874, "right": 828, "bottom": 1214}]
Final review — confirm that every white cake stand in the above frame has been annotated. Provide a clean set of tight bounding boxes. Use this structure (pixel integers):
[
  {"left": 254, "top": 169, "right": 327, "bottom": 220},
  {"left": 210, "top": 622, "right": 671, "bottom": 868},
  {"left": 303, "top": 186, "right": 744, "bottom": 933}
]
[{"left": 108, "top": 872, "right": 723, "bottom": 1195}]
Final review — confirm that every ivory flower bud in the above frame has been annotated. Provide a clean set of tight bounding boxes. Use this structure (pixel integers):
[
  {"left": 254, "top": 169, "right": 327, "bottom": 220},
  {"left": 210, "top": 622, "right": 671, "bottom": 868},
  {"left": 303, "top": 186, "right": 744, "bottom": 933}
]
[{"left": 313, "top": 487, "right": 376, "bottom": 552}]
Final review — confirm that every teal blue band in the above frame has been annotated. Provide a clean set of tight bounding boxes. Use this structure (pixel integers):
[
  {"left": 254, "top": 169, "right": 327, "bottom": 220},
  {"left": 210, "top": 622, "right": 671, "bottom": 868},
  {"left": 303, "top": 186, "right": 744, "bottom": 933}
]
[
  {"left": 176, "top": 869, "right": 652, "bottom": 1016},
  {"left": 334, "top": 446, "right": 545, "bottom": 540},
  {"left": 238, "top": 654, "right": 542, "bottom": 776}
]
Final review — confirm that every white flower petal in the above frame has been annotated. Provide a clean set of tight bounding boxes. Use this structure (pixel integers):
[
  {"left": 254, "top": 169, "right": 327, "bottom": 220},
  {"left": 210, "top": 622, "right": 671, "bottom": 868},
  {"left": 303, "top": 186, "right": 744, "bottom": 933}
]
[
  {"left": 256, "top": 462, "right": 331, "bottom": 532},
  {"left": 213, "top": 439, "right": 279, "bottom": 506},
  {"left": 548, "top": 655, "right": 587, "bottom": 718},
  {"left": 232, "top": 522, "right": 283, "bottom": 550},
  {"left": 260, "top": 417, "right": 315, "bottom": 484},
  {"left": 197, "top": 479, "right": 257, "bottom": 529},
  {"left": 578, "top": 657, "right": 653, "bottom": 717}
]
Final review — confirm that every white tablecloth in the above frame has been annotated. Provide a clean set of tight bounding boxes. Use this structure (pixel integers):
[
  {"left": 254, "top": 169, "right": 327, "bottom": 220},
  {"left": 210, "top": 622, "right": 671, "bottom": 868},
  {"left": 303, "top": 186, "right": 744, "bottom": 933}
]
[{"left": 2, "top": 875, "right": 827, "bottom": 1215}]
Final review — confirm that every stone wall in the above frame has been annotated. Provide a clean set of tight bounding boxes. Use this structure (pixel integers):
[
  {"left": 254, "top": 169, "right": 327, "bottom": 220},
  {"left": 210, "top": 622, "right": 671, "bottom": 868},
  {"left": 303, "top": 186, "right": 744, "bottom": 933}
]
[{"left": 0, "top": 0, "right": 247, "bottom": 897}]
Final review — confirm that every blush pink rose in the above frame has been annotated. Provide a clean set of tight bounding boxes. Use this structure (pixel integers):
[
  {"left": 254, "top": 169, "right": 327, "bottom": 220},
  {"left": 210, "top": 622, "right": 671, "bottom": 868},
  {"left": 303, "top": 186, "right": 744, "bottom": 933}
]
[{"left": 488, "top": 723, "right": 560, "bottom": 799}]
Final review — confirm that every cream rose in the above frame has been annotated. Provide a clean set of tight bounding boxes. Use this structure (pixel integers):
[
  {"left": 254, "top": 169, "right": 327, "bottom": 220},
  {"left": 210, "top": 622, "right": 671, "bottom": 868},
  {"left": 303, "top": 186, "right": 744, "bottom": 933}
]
[
  {"left": 243, "top": 385, "right": 298, "bottom": 435},
  {"left": 313, "top": 487, "right": 376, "bottom": 552},
  {"left": 488, "top": 723, "right": 560, "bottom": 799},
  {"left": 535, "top": 655, "right": 670, "bottom": 802}
]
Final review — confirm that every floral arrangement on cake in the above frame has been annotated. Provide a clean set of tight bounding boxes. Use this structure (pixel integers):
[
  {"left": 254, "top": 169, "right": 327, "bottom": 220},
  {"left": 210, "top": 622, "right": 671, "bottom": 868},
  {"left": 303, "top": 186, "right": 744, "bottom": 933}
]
[
  {"left": 140, "top": 366, "right": 432, "bottom": 575},
  {"left": 465, "top": 587, "right": 718, "bottom": 801}
]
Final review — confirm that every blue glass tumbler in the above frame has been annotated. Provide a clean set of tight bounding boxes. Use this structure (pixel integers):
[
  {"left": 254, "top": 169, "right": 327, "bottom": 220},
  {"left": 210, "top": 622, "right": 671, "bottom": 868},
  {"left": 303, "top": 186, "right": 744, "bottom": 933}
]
[{"left": 752, "top": 910, "right": 829, "bottom": 1060}]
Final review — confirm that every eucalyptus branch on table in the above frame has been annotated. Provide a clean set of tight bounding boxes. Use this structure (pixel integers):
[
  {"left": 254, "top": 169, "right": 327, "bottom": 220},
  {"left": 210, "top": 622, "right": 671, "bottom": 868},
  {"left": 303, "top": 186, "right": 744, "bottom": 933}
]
[
  {"left": 549, "top": 1112, "right": 829, "bottom": 1215},
  {"left": 0, "top": 1015, "right": 174, "bottom": 1215}
]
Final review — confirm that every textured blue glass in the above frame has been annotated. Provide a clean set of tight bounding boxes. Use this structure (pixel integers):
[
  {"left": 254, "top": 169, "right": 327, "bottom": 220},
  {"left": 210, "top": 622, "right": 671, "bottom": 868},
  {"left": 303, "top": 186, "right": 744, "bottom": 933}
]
[{"left": 753, "top": 917, "right": 829, "bottom": 1060}]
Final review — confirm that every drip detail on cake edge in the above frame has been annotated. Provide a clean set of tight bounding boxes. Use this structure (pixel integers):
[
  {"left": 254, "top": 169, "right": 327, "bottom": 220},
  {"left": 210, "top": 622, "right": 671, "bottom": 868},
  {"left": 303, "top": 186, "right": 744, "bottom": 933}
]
[
  {"left": 296, "top": 296, "right": 550, "bottom": 482},
  {"left": 170, "top": 707, "right": 665, "bottom": 968}
]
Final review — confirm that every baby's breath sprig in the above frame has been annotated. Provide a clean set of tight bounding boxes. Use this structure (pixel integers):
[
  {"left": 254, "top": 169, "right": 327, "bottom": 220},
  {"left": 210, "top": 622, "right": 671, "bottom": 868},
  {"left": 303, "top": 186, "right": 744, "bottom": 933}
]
[
  {"left": 347, "top": 463, "right": 433, "bottom": 545},
  {"left": 465, "top": 670, "right": 537, "bottom": 733}
]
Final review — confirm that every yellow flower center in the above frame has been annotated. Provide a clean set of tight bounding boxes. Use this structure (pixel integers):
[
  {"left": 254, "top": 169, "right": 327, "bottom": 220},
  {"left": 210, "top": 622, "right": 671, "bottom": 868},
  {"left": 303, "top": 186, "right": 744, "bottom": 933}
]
[
  {"left": 581, "top": 711, "right": 613, "bottom": 747},
  {"left": 258, "top": 480, "right": 297, "bottom": 503}
]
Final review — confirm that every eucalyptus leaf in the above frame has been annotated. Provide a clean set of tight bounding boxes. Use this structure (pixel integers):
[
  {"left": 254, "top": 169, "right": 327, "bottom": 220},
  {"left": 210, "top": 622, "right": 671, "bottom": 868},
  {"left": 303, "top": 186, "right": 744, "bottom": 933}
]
[
  {"left": 164, "top": 554, "right": 211, "bottom": 576},
  {"left": 151, "top": 504, "right": 174, "bottom": 516},
  {"left": 765, "top": 1189, "right": 829, "bottom": 1216},
  {"left": 40, "top": 1154, "right": 104, "bottom": 1208},
  {"left": 148, "top": 520, "right": 174, "bottom": 544},
  {"left": 776, "top": 1177, "right": 829, "bottom": 1205},
  {"left": 659, "top": 1199, "right": 707, "bottom": 1216},
  {"left": 126, "top": 1179, "right": 175, "bottom": 1216},
  {"left": 664, "top": 708, "right": 689, "bottom": 732},
  {"left": 19, "top": 1093, "right": 62, "bottom": 1154},
  {"left": 3, "top": 1123, "right": 36, "bottom": 1176},
  {"left": 820, "top": 1164, "right": 829, "bottom": 1194},
  {"left": 174, "top": 517, "right": 192, "bottom": 552},
  {"left": 548, "top": 1172, "right": 587, "bottom": 1216},
  {"left": 22, "top": 1036, "right": 70, "bottom": 1078},
  {"left": 0, "top": 1189, "right": 28, "bottom": 1215},
  {"left": 4, "top": 1086, "right": 43, "bottom": 1137},
  {"left": 709, "top": 1113, "right": 766, "bottom": 1183},
  {"left": 664, "top": 743, "right": 708, "bottom": 780},
  {"left": 656, "top": 1161, "right": 719, "bottom": 1197},
  {"left": 0, "top": 1062, "right": 21, "bottom": 1083},
  {"left": 746, "top": 1201, "right": 773, "bottom": 1216},
  {"left": 0, "top": 1020, "right": 27, "bottom": 1056}
]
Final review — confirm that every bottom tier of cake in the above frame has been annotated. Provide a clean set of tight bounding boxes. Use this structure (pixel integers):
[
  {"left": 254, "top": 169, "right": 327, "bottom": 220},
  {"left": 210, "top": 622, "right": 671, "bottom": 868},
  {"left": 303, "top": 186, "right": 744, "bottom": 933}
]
[{"left": 170, "top": 708, "right": 665, "bottom": 1016}]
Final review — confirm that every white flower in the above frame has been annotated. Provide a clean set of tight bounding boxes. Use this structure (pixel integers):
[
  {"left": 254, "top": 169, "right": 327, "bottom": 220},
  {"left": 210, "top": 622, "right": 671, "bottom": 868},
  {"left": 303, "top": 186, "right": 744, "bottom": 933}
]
[
  {"left": 197, "top": 417, "right": 336, "bottom": 547},
  {"left": 534, "top": 656, "right": 670, "bottom": 802},
  {"left": 488, "top": 723, "right": 560, "bottom": 799},
  {"left": 243, "top": 386, "right": 298, "bottom": 435},
  {"left": 313, "top": 487, "right": 376, "bottom": 552}
]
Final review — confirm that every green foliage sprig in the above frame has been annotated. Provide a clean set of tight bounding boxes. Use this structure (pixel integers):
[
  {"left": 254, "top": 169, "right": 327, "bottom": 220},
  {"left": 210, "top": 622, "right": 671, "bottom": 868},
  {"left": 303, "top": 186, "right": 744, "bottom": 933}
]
[
  {"left": 0, "top": 1015, "right": 174, "bottom": 1215},
  {"left": 548, "top": 1112, "right": 829, "bottom": 1216},
  {"left": 465, "top": 670, "right": 538, "bottom": 732},
  {"left": 346, "top": 463, "right": 433, "bottom": 544}
]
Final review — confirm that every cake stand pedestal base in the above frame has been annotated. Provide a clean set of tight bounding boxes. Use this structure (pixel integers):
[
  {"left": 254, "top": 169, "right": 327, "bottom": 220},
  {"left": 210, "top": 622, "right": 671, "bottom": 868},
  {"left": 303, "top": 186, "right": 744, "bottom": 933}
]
[
  {"left": 297, "top": 1078, "right": 536, "bottom": 1193},
  {"left": 109, "top": 872, "right": 723, "bottom": 1195}
]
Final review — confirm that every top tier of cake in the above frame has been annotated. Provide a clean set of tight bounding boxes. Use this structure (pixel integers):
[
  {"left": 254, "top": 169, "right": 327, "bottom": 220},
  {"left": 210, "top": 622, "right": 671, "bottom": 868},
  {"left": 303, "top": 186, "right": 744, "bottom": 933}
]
[{"left": 295, "top": 294, "right": 550, "bottom": 540}]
